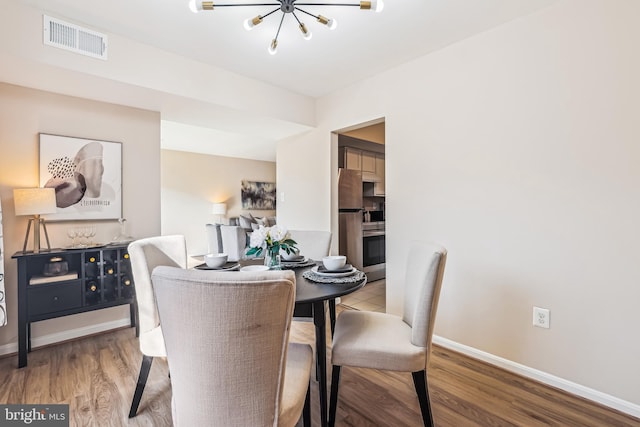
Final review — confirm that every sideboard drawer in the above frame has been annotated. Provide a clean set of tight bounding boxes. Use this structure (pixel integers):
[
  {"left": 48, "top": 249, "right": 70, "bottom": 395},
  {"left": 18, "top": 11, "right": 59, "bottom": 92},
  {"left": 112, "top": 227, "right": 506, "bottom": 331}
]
[{"left": 28, "top": 281, "right": 82, "bottom": 316}]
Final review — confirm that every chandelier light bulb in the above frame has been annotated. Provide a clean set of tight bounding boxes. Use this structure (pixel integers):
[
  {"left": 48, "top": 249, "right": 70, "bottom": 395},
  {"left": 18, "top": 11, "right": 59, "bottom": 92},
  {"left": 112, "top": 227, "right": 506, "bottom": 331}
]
[
  {"left": 299, "top": 23, "right": 313, "bottom": 40},
  {"left": 268, "top": 39, "right": 278, "bottom": 55},
  {"left": 188, "top": 0, "right": 200, "bottom": 14},
  {"left": 317, "top": 15, "right": 337, "bottom": 30},
  {"left": 244, "top": 15, "right": 263, "bottom": 31},
  {"left": 373, "top": 0, "right": 384, "bottom": 12},
  {"left": 360, "top": 0, "right": 384, "bottom": 12}
]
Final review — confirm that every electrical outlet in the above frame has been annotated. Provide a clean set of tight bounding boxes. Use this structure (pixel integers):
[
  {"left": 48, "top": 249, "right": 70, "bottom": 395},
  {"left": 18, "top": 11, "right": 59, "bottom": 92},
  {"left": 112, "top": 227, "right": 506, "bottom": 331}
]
[{"left": 533, "top": 307, "right": 550, "bottom": 329}]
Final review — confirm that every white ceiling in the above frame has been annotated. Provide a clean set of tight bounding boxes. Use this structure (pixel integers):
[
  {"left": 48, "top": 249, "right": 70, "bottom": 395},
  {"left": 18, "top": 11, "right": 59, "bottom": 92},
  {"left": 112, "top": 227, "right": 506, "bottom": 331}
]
[{"left": 8, "top": 0, "right": 557, "bottom": 160}]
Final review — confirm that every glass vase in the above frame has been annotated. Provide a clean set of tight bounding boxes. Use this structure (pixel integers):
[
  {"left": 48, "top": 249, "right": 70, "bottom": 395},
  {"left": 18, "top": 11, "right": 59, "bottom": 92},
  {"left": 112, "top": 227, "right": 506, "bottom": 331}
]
[{"left": 264, "top": 246, "right": 282, "bottom": 270}]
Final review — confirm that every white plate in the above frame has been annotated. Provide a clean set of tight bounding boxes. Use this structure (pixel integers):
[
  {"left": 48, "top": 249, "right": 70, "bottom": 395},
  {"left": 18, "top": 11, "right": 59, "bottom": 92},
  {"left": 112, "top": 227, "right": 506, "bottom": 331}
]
[
  {"left": 195, "top": 262, "right": 240, "bottom": 271},
  {"left": 311, "top": 266, "right": 357, "bottom": 278},
  {"left": 240, "top": 265, "right": 270, "bottom": 272}
]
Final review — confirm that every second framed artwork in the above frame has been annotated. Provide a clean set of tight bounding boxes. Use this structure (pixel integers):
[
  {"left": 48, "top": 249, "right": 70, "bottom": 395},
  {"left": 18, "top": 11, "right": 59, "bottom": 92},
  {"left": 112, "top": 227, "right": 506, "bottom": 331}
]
[{"left": 39, "top": 133, "right": 122, "bottom": 221}]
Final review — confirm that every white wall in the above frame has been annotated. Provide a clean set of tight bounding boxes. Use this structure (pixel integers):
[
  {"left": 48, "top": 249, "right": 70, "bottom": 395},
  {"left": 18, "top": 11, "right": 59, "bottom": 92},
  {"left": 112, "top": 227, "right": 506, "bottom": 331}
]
[
  {"left": 161, "top": 150, "right": 276, "bottom": 255},
  {"left": 278, "top": 0, "right": 640, "bottom": 409},
  {"left": 0, "top": 82, "right": 161, "bottom": 348},
  {"left": 277, "top": 130, "right": 333, "bottom": 232}
]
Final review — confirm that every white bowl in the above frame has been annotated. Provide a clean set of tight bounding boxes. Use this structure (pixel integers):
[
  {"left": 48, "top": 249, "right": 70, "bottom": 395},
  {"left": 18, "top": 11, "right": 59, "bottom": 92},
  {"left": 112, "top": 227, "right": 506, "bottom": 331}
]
[
  {"left": 322, "top": 255, "right": 347, "bottom": 271},
  {"left": 204, "top": 253, "right": 228, "bottom": 268},
  {"left": 240, "top": 265, "right": 270, "bottom": 272},
  {"left": 281, "top": 249, "right": 301, "bottom": 261}
]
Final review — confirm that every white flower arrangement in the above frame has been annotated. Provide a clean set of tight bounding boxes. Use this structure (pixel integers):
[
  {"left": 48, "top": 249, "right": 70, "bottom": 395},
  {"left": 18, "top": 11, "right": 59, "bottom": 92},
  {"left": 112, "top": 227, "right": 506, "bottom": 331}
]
[{"left": 246, "top": 224, "right": 298, "bottom": 258}]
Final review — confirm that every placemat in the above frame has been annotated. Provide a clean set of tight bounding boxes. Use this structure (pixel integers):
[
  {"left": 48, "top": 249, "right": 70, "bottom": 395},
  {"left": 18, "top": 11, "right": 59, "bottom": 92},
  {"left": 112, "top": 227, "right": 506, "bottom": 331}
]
[{"left": 303, "top": 269, "right": 366, "bottom": 284}]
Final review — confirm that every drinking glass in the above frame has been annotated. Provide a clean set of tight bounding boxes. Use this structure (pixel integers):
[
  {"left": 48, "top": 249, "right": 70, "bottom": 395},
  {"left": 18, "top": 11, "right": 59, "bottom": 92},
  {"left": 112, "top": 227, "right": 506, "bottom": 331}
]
[{"left": 66, "top": 228, "right": 78, "bottom": 248}]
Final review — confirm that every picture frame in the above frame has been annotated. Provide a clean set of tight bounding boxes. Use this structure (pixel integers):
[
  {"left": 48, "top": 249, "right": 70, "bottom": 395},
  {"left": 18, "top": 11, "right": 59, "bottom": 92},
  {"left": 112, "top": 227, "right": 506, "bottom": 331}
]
[
  {"left": 39, "top": 133, "right": 122, "bottom": 221},
  {"left": 241, "top": 180, "right": 276, "bottom": 210}
]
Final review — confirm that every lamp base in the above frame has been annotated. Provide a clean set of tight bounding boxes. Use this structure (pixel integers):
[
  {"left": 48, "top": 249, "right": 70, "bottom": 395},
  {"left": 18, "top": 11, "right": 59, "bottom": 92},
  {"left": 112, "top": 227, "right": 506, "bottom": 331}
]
[{"left": 22, "top": 216, "right": 52, "bottom": 254}]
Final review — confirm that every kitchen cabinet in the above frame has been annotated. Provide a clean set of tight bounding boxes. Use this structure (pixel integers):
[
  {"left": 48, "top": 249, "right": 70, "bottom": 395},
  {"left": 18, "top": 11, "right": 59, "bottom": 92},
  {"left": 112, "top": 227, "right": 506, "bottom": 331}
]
[
  {"left": 345, "top": 147, "right": 361, "bottom": 171},
  {"left": 374, "top": 155, "right": 385, "bottom": 196},
  {"left": 361, "top": 151, "right": 376, "bottom": 173},
  {"left": 341, "top": 146, "right": 385, "bottom": 195}
]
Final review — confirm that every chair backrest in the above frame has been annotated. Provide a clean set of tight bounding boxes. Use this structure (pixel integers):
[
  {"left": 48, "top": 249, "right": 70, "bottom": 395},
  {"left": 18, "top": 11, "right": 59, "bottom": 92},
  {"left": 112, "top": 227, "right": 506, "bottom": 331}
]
[
  {"left": 206, "top": 224, "right": 247, "bottom": 261},
  {"left": 401, "top": 241, "right": 447, "bottom": 351},
  {"left": 128, "top": 235, "right": 188, "bottom": 337},
  {"left": 288, "top": 230, "right": 332, "bottom": 261},
  {"left": 152, "top": 267, "right": 296, "bottom": 427}
]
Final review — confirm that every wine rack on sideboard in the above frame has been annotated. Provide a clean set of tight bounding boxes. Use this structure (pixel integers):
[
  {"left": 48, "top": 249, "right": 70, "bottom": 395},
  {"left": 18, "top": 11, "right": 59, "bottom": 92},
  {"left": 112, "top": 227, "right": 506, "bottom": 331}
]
[{"left": 12, "top": 244, "right": 138, "bottom": 368}]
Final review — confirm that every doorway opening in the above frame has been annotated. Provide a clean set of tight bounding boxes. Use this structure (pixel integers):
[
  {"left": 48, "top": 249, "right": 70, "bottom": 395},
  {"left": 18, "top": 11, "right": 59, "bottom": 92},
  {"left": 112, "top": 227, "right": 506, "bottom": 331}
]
[{"left": 335, "top": 119, "right": 386, "bottom": 313}]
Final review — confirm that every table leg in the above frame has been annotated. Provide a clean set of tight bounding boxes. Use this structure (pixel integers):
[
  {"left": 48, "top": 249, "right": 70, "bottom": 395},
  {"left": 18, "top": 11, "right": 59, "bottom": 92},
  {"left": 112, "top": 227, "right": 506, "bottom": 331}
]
[
  {"left": 313, "top": 300, "right": 328, "bottom": 427},
  {"left": 329, "top": 299, "right": 336, "bottom": 337}
]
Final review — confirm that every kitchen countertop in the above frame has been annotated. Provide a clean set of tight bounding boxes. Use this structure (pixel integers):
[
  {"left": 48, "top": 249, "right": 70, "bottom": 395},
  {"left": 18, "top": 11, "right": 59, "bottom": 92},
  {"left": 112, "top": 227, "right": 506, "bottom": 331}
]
[{"left": 363, "top": 221, "right": 385, "bottom": 230}]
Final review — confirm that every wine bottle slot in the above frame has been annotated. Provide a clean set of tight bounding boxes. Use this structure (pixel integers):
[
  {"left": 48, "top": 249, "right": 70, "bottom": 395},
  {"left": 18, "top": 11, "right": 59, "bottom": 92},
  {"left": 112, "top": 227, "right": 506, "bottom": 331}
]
[{"left": 103, "top": 261, "right": 114, "bottom": 275}]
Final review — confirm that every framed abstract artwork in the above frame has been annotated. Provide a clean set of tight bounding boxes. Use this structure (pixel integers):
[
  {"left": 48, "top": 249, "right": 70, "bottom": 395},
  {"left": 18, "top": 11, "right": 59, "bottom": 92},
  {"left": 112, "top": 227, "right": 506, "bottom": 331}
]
[
  {"left": 39, "top": 133, "right": 122, "bottom": 221},
  {"left": 241, "top": 180, "right": 276, "bottom": 210}
]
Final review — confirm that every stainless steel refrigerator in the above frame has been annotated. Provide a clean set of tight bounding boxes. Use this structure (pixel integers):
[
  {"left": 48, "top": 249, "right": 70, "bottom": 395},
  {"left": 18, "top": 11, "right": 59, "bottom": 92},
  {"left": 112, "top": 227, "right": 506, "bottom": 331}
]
[{"left": 338, "top": 168, "right": 363, "bottom": 270}]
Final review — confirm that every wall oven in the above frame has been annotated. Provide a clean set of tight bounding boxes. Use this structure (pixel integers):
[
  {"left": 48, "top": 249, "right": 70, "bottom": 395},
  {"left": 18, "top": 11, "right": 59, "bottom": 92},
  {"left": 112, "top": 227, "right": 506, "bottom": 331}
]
[{"left": 362, "top": 224, "right": 385, "bottom": 281}]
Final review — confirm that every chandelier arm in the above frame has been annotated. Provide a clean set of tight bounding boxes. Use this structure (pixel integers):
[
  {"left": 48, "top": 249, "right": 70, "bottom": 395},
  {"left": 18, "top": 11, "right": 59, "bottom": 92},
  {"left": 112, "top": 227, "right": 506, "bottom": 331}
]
[
  {"left": 291, "top": 11, "right": 304, "bottom": 25},
  {"left": 273, "top": 12, "right": 286, "bottom": 42},
  {"left": 294, "top": 7, "right": 320, "bottom": 19},
  {"left": 262, "top": 7, "right": 282, "bottom": 18},
  {"left": 212, "top": 3, "right": 281, "bottom": 6},
  {"left": 294, "top": 3, "right": 360, "bottom": 6}
]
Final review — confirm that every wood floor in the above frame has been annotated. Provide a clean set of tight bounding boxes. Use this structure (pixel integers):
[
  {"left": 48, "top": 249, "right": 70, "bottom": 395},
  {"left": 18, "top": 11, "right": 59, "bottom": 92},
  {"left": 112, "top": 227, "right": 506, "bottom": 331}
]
[{"left": 1, "top": 306, "right": 638, "bottom": 427}]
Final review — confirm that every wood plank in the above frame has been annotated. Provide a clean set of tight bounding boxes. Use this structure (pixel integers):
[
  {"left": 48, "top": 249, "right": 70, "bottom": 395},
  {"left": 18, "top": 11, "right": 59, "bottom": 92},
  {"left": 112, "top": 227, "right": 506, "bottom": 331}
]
[{"left": 0, "top": 307, "right": 637, "bottom": 427}]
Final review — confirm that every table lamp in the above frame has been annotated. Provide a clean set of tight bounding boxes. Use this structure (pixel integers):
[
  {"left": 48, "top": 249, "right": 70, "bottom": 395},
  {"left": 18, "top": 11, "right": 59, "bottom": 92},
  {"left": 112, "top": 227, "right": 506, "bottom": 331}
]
[
  {"left": 212, "top": 202, "right": 227, "bottom": 225},
  {"left": 14, "top": 188, "right": 57, "bottom": 253}
]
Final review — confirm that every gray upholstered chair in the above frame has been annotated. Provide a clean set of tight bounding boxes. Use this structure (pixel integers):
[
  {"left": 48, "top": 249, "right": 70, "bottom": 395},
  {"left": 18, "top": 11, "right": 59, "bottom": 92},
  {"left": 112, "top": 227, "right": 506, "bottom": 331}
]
[
  {"left": 205, "top": 223, "right": 248, "bottom": 261},
  {"left": 151, "top": 267, "right": 313, "bottom": 427},
  {"left": 328, "top": 241, "right": 447, "bottom": 427},
  {"left": 127, "top": 235, "right": 188, "bottom": 418},
  {"left": 288, "top": 230, "right": 332, "bottom": 261}
]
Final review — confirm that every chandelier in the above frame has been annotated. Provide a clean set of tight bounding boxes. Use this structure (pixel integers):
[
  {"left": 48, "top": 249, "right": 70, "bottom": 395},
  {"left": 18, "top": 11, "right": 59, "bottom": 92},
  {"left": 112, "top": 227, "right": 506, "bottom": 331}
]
[{"left": 188, "top": 0, "right": 384, "bottom": 55}]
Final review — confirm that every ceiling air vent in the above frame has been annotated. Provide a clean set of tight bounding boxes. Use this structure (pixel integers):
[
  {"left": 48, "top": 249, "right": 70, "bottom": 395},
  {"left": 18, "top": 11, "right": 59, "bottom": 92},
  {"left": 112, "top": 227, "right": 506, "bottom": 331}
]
[{"left": 43, "top": 15, "right": 108, "bottom": 60}]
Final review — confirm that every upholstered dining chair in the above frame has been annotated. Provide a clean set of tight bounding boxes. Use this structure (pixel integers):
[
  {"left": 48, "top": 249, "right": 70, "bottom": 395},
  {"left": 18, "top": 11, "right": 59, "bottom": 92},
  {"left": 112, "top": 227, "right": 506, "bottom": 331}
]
[
  {"left": 127, "top": 235, "right": 188, "bottom": 418},
  {"left": 151, "top": 266, "right": 313, "bottom": 427},
  {"left": 328, "top": 241, "right": 447, "bottom": 427},
  {"left": 206, "top": 223, "right": 247, "bottom": 261},
  {"left": 288, "top": 230, "right": 332, "bottom": 262},
  {"left": 287, "top": 230, "right": 339, "bottom": 332}
]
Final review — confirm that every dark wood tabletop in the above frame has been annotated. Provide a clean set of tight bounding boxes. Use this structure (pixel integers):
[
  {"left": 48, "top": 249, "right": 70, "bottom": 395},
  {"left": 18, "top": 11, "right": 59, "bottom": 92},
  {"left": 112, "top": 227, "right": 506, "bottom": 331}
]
[{"left": 290, "top": 262, "right": 367, "bottom": 304}]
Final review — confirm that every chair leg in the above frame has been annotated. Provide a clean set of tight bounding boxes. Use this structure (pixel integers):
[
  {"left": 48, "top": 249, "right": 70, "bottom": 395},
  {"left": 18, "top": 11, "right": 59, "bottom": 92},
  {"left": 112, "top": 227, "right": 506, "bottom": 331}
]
[
  {"left": 328, "top": 365, "right": 341, "bottom": 427},
  {"left": 129, "top": 355, "right": 153, "bottom": 418},
  {"left": 412, "top": 370, "right": 434, "bottom": 427},
  {"left": 302, "top": 382, "right": 311, "bottom": 427}
]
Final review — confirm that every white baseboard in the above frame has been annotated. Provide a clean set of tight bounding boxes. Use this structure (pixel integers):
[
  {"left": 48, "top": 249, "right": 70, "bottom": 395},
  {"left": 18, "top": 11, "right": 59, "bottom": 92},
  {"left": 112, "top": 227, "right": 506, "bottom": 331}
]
[
  {"left": 433, "top": 335, "right": 640, "bottom": 419},
  {"left": 0, "top": 317, "right": 132, "bottom": 357}
]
